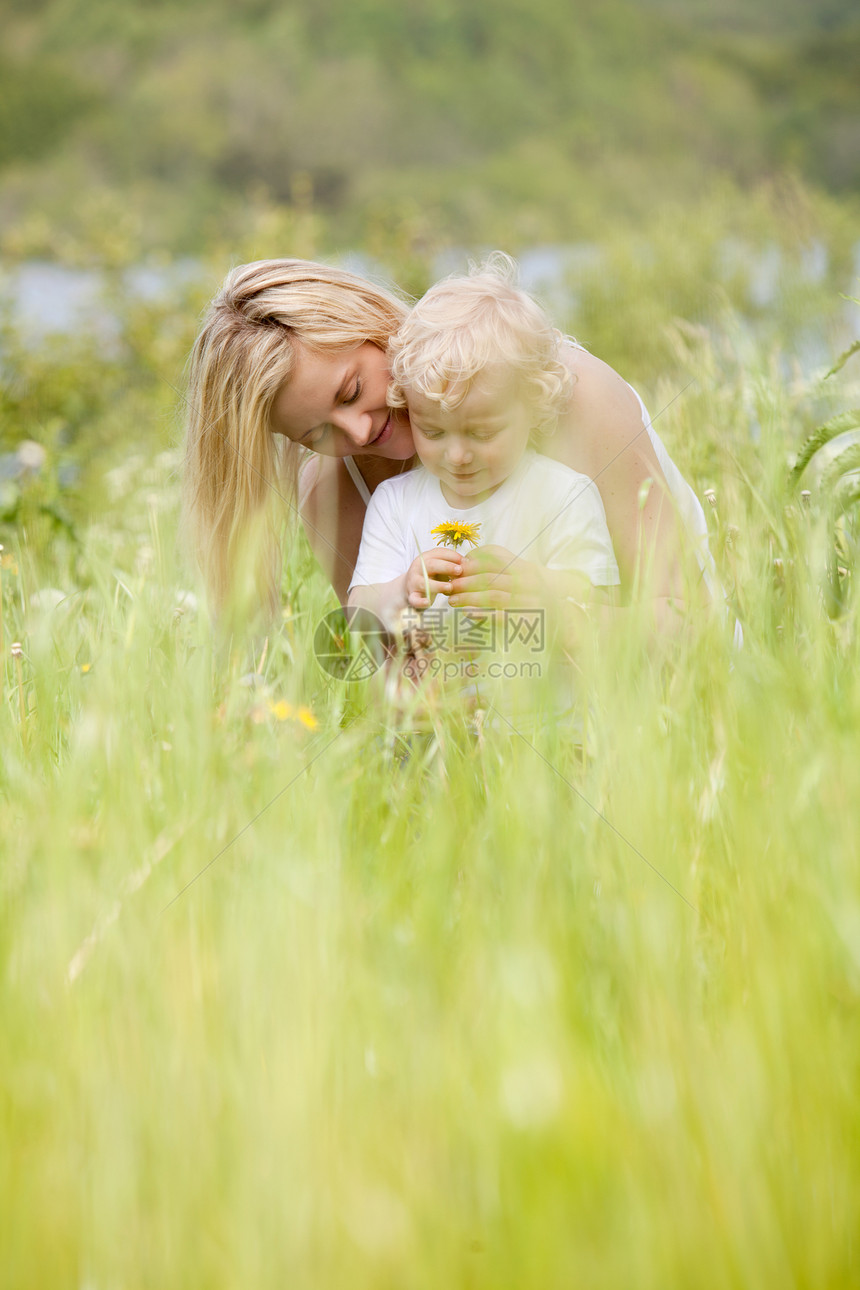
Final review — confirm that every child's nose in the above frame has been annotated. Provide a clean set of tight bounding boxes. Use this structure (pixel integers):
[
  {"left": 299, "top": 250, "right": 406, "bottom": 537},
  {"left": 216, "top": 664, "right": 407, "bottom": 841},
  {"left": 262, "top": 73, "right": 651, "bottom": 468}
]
[{"left": 446, "top": 438, "right": 472, "bottom": 465}]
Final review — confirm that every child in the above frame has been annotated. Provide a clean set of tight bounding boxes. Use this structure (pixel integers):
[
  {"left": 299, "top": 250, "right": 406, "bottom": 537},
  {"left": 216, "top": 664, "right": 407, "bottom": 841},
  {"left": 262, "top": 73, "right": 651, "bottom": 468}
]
[{"left": 347, "top": 260, "right": 619, "bottom": 642}]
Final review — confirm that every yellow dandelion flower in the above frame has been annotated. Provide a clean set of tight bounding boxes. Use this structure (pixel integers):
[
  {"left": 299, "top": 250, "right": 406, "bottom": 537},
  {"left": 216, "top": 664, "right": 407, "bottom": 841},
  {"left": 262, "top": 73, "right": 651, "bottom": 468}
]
[
  {"left": 269, "top": 699, "right": 293, "bottom": 721},
  {"left": 296, "top": 706, "right": 318, "bottom": 730},
  {"left": 430, "top": 521, "right": 482, "bottom": 550},
  {"left": 81, "top": 663, "right": 91, "bottom": 674}
]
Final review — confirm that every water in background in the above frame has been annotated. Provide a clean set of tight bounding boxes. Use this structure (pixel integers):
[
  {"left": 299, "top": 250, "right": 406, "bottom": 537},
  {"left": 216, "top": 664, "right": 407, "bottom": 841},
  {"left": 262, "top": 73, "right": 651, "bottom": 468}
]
[
  {"left": 2, "top": 242, "right": 859, "bottom": 376},
  {"left": 0, "top": 258, "right": 207, "bottom": 346}
]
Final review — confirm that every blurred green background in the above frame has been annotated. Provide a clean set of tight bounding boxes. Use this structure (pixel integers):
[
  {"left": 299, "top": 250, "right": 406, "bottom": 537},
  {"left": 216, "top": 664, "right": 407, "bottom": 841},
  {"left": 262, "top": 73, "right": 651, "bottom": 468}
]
[
  {"left": 4, "top": 9, "right": 860, "bottom": 1287},
  {"left": 1, "top": 0, "right": 859, "bottom": 532},
  {"left": 1, "top": 0, "right": 859, "bottom": 259}
]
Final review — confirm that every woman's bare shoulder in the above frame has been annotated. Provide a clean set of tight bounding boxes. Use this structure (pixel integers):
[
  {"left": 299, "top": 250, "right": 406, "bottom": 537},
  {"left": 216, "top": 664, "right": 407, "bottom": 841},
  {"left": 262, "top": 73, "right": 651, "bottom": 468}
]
[
  {"left": 548, "top": 345, "right": 652, "bottom": 481},
  {"left": 299, "top": 453, "right": 342, "bottom": 514},
  {"left": 564, "top": 346, "right": 644, "bottom": 443}
]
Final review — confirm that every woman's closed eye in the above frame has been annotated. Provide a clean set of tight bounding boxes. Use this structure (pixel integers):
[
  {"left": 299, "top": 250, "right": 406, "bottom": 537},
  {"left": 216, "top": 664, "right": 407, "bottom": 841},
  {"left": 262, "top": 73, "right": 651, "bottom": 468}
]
[
  {"left": 303, "top": 424, "right": 332, "bottom": 447},
  {"left": 342, "top": 379, "right": 362, "bottom": 405}
]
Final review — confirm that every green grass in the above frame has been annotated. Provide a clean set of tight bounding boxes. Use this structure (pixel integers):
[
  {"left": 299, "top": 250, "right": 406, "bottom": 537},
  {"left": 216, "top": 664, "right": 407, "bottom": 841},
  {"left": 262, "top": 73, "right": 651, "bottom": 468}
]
[{"left": 2, "top": 244, "right": 860, "bottom": 1287}]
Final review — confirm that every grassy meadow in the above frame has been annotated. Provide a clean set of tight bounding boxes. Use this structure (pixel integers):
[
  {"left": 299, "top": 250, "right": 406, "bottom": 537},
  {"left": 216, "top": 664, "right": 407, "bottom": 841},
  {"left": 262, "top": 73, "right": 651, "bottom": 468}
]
[{"left": 3, "top": 195, "right": 860, "bottom": 1284}]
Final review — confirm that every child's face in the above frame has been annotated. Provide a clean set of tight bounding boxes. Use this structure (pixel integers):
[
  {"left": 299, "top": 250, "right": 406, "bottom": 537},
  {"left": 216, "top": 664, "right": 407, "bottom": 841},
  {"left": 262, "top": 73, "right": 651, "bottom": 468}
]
[{"left": 407, "top": 369, "right": 533, "bottom": 507}]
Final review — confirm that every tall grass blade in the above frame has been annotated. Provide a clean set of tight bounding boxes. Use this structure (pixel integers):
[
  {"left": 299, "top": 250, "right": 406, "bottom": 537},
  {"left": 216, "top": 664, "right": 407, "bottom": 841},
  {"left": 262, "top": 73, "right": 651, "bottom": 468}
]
[
  {"left": 789, "top": 410, "right": 860, "bottom": 486},
  {"left": 820, "top": 443, "right": 860, "bottom": 499},
  {"left": 824, "top": 338, "right": 860, "bottom": 380},
  {"left": 832, "top": 475, "right": 860, "bottom": 522}
]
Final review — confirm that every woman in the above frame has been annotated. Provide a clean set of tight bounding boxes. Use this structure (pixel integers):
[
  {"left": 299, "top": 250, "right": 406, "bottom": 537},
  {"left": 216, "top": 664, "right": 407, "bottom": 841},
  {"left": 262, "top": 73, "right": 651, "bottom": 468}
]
[{"left": 182, "top": 257, "right": 717, "bottom": 627}]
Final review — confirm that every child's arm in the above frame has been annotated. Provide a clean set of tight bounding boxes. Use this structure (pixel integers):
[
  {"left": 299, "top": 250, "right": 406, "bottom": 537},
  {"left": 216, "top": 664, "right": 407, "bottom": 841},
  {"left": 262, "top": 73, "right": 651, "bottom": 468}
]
[
  {"left": 346, "top": 483, "right": 409, "bottom": 622},
  {"left": 348, "top": 548, "right": 465, "bottom": 621},
  {"left": 347, "top": 572, "right": 408, "bottom": 622},
  {"left": 348, "top": 480, "right": 466, "bottom": 622}
]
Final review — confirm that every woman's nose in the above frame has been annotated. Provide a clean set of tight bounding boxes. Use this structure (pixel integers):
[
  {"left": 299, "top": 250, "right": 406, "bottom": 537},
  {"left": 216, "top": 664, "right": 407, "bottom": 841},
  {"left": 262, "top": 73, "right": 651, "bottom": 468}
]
[{"left": 333, "top": 407, "right": 374, "bottom": 446}]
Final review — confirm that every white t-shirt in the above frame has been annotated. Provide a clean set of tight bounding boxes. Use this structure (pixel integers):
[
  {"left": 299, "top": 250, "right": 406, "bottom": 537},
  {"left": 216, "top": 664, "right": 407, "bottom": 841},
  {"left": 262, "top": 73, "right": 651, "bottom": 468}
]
[{"left": 349, "top": 451, "right": 619, "bottom": 593}]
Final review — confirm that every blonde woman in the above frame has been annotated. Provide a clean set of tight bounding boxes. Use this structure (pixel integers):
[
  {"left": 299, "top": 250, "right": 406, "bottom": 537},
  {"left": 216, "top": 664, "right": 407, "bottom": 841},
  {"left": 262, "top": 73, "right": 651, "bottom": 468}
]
[{"left": 182, "top": 256, "right": 719, "bottom": 629}]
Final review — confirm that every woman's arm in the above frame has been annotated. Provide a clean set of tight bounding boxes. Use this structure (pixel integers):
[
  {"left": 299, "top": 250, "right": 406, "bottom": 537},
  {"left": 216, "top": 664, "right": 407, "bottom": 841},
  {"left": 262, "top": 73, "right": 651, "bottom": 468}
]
[
  {"left": 447, "top": 546, "right": 614, "bottom": 615},
  {"left": 447, "top": 545, "right": 689, "bottom": 645},
  {"left": 298, "top": 455, "right": 367, "bottom": 606},
  {"left": 299, "top": 454, "right": 417, "bottom": 606}
]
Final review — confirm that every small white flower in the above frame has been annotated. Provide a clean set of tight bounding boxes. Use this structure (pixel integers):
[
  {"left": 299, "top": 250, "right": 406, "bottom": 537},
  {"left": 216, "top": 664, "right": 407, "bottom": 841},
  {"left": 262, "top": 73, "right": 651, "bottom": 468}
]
[
  {"left": 134, "top": 543, "right": 155, "bottom": 574},
  {"left": 175, "top": 590, "right": 198, "bottom": 615},
  {"left": 17, "top": 440, "right": 46, "bottom": 472},
  {"left": 30, "top": 588, "right": 69, "bottom": 611}
]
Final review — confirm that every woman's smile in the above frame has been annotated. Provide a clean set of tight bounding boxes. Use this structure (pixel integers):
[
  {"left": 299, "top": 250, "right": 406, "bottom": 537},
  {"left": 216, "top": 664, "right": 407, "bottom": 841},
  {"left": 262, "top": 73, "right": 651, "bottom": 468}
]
[
  {"left": 270, "top": 342, "right": 415, "bottom": 461},
  {"left": 368, "top": 416, "right": 394, "bottom": 447}
]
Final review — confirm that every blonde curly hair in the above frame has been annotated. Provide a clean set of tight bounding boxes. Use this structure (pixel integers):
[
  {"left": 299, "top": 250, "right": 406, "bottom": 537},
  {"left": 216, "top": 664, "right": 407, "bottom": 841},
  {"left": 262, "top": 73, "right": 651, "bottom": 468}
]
[
  {"left": 388, "top": 253, "right": 572, "bottom": 435},
  {"left": 181, "top": 258, "right": 408, "bottom": 616}
]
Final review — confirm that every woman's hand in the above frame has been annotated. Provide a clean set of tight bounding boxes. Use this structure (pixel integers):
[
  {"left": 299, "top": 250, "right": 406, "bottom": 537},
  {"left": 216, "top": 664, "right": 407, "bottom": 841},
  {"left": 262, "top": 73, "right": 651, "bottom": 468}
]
[
  {"left": 406, "top": 548, "right": 465, "bottom": 608},
  {"left": 446, "top": 545, "right": 548, "bottom": 610}
]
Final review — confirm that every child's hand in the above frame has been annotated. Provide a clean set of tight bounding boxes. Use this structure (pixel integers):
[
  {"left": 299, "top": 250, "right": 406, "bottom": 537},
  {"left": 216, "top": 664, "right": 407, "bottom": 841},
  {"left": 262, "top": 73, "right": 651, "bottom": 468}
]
[
  {"left": 447, "top": 545, "right": 542, "bottom": 609},
  {"left": 405, "top": 548, "right": 465, "bottom": 608}
]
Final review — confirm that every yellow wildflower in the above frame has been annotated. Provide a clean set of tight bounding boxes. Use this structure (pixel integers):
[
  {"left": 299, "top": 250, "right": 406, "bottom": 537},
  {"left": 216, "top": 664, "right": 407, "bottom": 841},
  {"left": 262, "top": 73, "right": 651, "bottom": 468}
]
[
  {"left": 268, "top": 699, "right": 317, "bottom": 729},
  {"left": 430, "top": 521, "right": 482, "bottom": 550}
]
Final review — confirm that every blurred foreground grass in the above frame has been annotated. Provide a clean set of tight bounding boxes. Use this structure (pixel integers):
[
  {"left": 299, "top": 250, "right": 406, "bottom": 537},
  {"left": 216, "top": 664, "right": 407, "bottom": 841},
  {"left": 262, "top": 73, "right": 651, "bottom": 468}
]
[{"left": 2, "top": 217, "right": 860, "bottom": 1285}]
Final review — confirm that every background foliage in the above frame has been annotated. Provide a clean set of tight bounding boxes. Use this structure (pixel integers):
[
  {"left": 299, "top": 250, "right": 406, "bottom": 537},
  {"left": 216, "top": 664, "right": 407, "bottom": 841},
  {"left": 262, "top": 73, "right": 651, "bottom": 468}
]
[
  {"left": 2, "top": 2, "right": 860, "bottom": 1286},
  {"left": 1, "top": 0, "right": 859, "bottom": 257}
]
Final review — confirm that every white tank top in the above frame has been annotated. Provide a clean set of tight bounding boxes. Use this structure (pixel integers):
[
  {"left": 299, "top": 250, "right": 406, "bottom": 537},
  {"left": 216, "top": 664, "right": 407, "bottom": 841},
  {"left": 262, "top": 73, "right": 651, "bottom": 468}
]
[
  {"left": 624, "top": 382, "right": 721, "bottom": 601},
  {"left": 344, "top": 455, "right": 372, "bottom": 506},
  {"left": 625, "top": 380, "right": 742, "bottom": 644}
]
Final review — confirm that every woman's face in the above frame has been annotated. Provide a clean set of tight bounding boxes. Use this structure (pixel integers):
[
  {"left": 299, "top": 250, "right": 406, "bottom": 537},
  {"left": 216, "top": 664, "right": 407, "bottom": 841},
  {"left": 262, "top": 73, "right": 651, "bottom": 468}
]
[{"left": 270, "top": 341, "right": 415, "bottom": 460}]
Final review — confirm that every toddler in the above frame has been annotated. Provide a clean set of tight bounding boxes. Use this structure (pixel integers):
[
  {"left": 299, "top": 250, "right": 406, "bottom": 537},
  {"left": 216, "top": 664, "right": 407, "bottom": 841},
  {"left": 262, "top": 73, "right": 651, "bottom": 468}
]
[{"left": 347, "top": 260, "right": 619, "bottom": 638}]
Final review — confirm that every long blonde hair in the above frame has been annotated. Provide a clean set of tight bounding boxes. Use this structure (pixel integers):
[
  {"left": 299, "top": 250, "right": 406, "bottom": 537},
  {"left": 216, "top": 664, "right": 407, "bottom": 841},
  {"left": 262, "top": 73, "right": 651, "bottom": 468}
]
[{"left": 181, "top": 258, "right": 408, "bottom": 616}]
